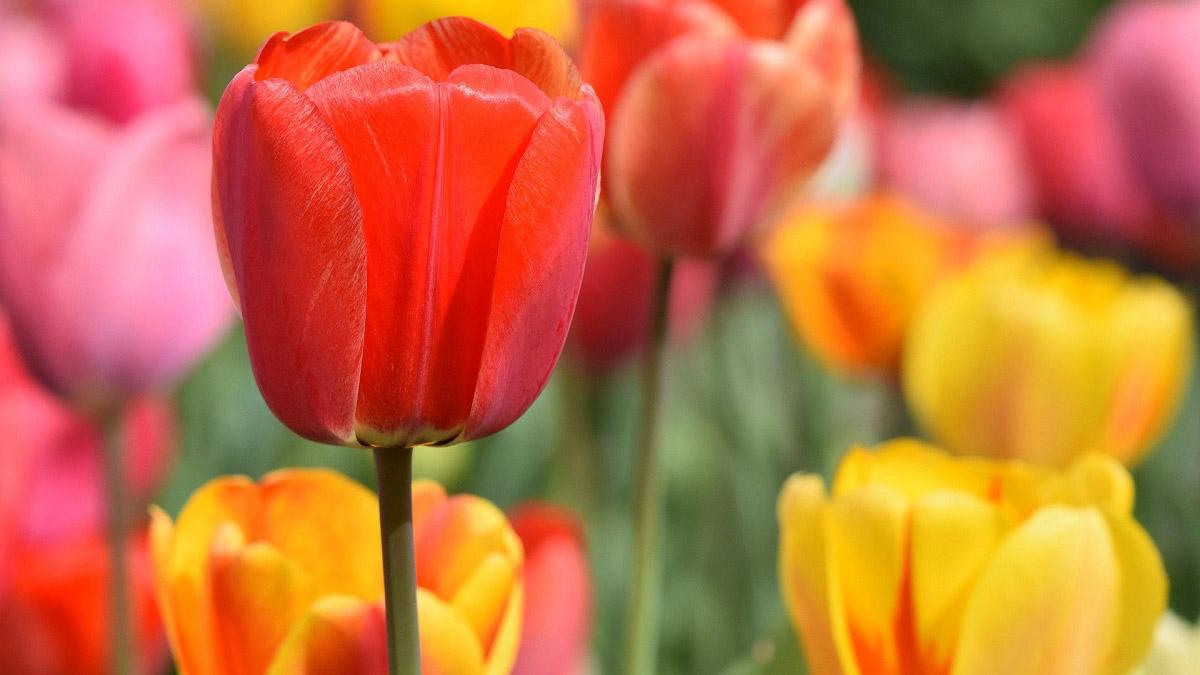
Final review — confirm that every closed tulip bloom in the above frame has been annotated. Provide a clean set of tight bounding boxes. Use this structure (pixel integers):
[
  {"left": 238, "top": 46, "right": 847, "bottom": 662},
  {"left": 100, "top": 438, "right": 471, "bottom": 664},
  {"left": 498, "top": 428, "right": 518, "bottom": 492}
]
[
  {"left": 150, "top": 470, "right": 524, "bottom": 675},
  {"left": 904, "top": 243, "right": 1194, "bottom": 467},
  {"left": 212, "top": 19, "right": 603, "bottom": 448},
  {"left": 580, "top": 0, "right": 858, "bottom": 257},
  {"left": 877, "top": 99, "right": 1035, "bottom": 229},
  {"left": 762, "top": 194, "right": 1011, "bottom": 374},
  {"left": 510, "top": 503, "right": 592, "bottom": 675},
  {"left": 0, "top": 97, "right": 232, "bottom": 410},
  {"left": 1090, "top": 0, "right": 1200, "bottom": 222},
  {"left": 779, "top": 439, "right": 1166, "bottom": 675}
]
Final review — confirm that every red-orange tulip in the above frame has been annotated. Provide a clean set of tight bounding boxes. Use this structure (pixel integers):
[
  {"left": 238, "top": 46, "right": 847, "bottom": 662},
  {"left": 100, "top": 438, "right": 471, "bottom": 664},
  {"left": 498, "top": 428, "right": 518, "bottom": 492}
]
[
  {"left": 212, "top": 19, "right": 604, "bottom": 448},
  {"left": 579, "top": 0, "right": 858, "bottom": 257}
]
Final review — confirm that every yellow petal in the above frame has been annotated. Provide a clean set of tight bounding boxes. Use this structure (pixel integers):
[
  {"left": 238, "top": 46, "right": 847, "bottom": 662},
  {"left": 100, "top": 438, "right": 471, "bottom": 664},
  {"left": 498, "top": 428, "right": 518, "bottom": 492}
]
[
  {"left": 416, "top": 495, "right": 522, "bottom": 601},
  {"left": 1048, "top": 453, "right": 1135, "bottom": 515},
  {"left": 833, "top": 440, "right": 994, "bottom": 501},
  {"left": 910, "top": 491, "right": 1004, "bottom": 671},
  {"left": 419, "top": 589, "right": 486, "bottom": 675},
  {"left": 481, "top": 579, "right": 523, "bottom": 675},
  {"left": 1099, "top": 512, "right": 1167, "bottom": 675},
  {"left": 953, "top": 506, "right": 1119, "bottom": 675},
  {"left": 777, "top": 474, "right": 843, "bottom": 675},
  {"left": 450, "top": 552, "right": 517, "bottom": 656},
  {"left": 267, "top": 595, "right": 387, "bottom": 675},
  {"left": 209, "top": 526, "right": 317, "bottom": 675},
  {"left": 824, "top": 485, "right": 908, "bottom": 675},
  {"left": 259, "top": 469, "right": 384, "bottom": 601}
]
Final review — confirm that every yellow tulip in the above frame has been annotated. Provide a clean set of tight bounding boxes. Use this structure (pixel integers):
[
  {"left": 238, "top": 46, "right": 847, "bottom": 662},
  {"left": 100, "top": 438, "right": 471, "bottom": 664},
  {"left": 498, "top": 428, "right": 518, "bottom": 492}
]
[
  {"left": 150, "top": 469, "right": 523, "bottom": 675},
  {"left": 197, "top": 0, "right": 344, "bottom": 56},
  {"left": 904, "top": 242, "right": 1194, "bottom": 466},
  {"left": 778, "top": 439, "right": 1166, "bottom": 675},
  {"left": 359, "top": 0, "right": 576, "bottom": 43},
  {"left": 762, "top": 194, "right": 1016, "bottom": 375}
]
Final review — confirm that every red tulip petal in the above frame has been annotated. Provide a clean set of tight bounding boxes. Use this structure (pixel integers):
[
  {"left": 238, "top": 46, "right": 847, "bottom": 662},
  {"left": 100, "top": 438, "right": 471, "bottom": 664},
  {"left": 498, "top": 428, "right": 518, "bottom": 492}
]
[
  {"left": 705, "top": 0, "right": 804, "bottom": 38},
  {"left": 608, "top": 37, "right": 836, "bottom": 257},
  {"left": 254, "top": 21, "right": 380, "bottom": 91},
  {"left": 384, "top": 17, "right": 585, "bottom": 100},
  {"left": 578, "top": 0, "right": 739, "bottom": 117},
  {"left": 306, "top": 62, "right": 550, "bottom": 446},
  {"left": 463, "top": 96, "right": 602, "bottom": 440},
  {"left": 212, "top": 70, "right": 367, "bottom": 444}
]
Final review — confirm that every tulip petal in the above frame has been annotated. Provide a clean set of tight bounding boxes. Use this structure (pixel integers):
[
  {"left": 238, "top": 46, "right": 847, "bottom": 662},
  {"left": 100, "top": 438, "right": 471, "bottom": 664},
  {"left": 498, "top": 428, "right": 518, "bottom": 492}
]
[
  {"left": 952, "top": 506, "right": 1119, "bottom": 675},
  {"left": 784, "top": 0, "right": 860, "bottom": 118},
  {"left": 255, "top": 22, "right": 381, "bottom": 90},
  {"left": 209, "top": 532, "right": 317, "bottom": 675},
  {"left": 462, "top": 95, "right": 601, "bottom": 439},
  {"left": 419, "top": 589, "right": 487, "bottom": 675},
  {"left": 258, "top": 469, "right": 383, "bottom": 600},
  {"left": 305, "top": 61, "right": 550, "bottom": 446},
  {"left": 213, "top": 69, "right": 367, "bottom": 444},
  {"left": 513, "top": 536, "right": 590, "bottom": 675},
  {"left": 451, "top": 552, "right": 518, "bottom": 656},
  {"left": 267, "top": 595, "right": 388, "bottom": 675},
  {"left": 608, "top": 36, "right": 837, "bottom": 256},
  {"left": 416, "top": 496, "right": 524, "bottom": 601},
  {"left": 777, "top": 475, "right": 842, "bottom": 675},
  {"left": 1099, "top": 512, "right": 1167, "bottom": 675}
]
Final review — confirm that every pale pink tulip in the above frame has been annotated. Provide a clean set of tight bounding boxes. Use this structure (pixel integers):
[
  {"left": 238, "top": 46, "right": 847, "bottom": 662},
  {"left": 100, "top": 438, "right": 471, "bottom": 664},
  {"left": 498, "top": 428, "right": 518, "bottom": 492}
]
[{"left": 0, "top": 13, "right": 66, "bottom": 101}]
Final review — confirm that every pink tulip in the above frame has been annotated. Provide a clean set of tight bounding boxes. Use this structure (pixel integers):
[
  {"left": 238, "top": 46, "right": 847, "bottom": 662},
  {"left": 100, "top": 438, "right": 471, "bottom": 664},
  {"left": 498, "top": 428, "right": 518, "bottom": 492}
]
[
  {"left": 999, "top": 63, "right": 1197, "bottom": 268},
  {"left": 876, "top": 98, "right": 1035, "bottom": 229},
  {"left": 1090, "top": 0, "right": 1200, "bottom": 223},
  {"left": 0, "top": 13, "right": 66, "bottom": 101},
  {"left": 0, "top": 97, "right": 232, "bottom": 408},
  {"left": 510, "top": 503, "right": 593, "bottom": 675},
  {"left": 56, "top": 0, "right": 198, "bottom": 124}
]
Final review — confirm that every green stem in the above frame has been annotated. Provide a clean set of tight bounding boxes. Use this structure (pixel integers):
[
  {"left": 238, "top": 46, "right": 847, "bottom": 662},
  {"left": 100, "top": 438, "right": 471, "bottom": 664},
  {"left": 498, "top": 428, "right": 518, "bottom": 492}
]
[
  {"left": 623, "top": 259, "right": 674, "bottom": 675},
  {"left": 101, "top": 410, "right": 133, "bottom": 675},
  {"left": 374, "top": 448, "right": 421, "bottom": 675}
]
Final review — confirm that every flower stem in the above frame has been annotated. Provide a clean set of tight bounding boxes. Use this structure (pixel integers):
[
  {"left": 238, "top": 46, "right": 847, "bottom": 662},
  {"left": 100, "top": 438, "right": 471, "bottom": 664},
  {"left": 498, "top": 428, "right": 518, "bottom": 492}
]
[
  {"left": 375, "top": 447, "right": 421, "bottom": 675},
  {"left": 623, "top": 259, "right": 674, "bottom": 675},
  {"left": 100, "top": 410, "right": 133, "bottom": 675}
]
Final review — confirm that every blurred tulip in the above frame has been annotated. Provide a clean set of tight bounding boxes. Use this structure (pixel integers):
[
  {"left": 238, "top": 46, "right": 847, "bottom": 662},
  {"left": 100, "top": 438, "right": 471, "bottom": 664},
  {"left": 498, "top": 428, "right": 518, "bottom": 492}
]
[
  {"left": 779, "top": 439, "right": 1166, "bottom": 675},
  {"left": 57, "top": 0, "right": 197, "bottom": 124},
  {"left": 762, "top": 194, "right": 1011, "bottom": 375},
  {"left": 510, "top": 503, "right": 592, "bottom": 675},
  {"left": 569, "top": 214, "right": 717, "bottom": 372},
  {"left": 999, "top": 63, "right": 1196, "bottom": 269},
  {"left": 580, "top": 0, "right": 859, "bottom": 257},
  {"left": 360, "top": 0, "right": 576, "bottom": 44},
  {"left": 877, "top": 98, "right": 1035, "bottom": 229},
  {"left": 0, "top": 97, "right": 231, "bottom": 411},
  {"left": 151, "top": 470, "right": 524, "bottom": 675},
  {"left": 0, "top": 13, "right": 66, "bottom": 100},
  {"left": 1090, "top": 0, "right": 1200, "bottom": 223},
  {"left": 212, "top": 20, "right": 602, "bottom": 448},
  {"left": 1134, "top": 614, "right": 1200, "bottom": 675},
  {"left": 904, "top": 242, "right": 1194, "bottom": 467},
  {"left": 197, "top": 0, "right": 342, "bottom": 57}
]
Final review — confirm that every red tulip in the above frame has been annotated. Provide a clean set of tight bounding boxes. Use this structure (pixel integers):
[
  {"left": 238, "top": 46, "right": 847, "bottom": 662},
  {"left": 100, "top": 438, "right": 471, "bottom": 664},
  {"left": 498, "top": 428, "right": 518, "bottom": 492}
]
[
  {"left": 0, "top": 97, "right": 232, "bottom": 409},
  {"left": 999, "top": 63, "right": 1197, "bottom": 268},
  {"left": 57, "top": 0, "right": 198, "bottom": 124},
  {"left": 510, "top": 503, "right": 593, "bottom": 675},
  {"left": 212, "top": 19, "right": 603, "bottom": 447},
  {"left": 1089, "top": 0, "right": 1200, "bottom": 224},
  {"left": 876, "top": 98, "right": 1035, "bottom": 229},
  {"left": 580, "top": 0, "right": 858, "bottom": 257}
]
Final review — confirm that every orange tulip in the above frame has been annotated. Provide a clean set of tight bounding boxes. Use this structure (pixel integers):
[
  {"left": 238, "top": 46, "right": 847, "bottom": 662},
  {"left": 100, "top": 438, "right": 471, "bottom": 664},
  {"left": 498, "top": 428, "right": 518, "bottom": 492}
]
[
  {"left": 150, "top": 470, "right": 523, "bottom": 675},
  {"left": 762, "top": 194, "right": 1018, "bottom": 374}
]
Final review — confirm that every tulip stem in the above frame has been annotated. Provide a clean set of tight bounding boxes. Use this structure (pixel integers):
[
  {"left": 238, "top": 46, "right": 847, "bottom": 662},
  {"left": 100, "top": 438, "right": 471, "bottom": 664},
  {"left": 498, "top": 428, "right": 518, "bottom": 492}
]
[
  {"left": 623, "top": 259, "right": 674, "bottom": 675},
  {"left": 375, "top": 447, "right": 422, "bottom": 675},
  {"left": 100, "top": 410, "right": 134, "bottom": 675}
]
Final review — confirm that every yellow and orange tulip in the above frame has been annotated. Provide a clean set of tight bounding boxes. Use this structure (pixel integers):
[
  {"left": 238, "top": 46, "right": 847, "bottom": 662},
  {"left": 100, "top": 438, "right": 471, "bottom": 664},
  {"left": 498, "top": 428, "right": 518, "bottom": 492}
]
[
  {"left": 904, "top": 242, "right": 1193, "bottom": 466},
  {"left": 150, "top": 469, "right": 523, "bottom": 675},
  {"left": 762, "top": 194, "right": 1014, "bottom": 374},
  {"left": 778, "top": 439, "right": 1166, "bottom": 675}
]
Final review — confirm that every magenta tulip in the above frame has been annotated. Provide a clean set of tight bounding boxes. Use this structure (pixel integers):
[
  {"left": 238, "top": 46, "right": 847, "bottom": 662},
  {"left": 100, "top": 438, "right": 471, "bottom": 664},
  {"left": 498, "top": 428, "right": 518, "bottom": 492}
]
[{"left": 0, "top": 98, "right": 232, "bottom": 408}]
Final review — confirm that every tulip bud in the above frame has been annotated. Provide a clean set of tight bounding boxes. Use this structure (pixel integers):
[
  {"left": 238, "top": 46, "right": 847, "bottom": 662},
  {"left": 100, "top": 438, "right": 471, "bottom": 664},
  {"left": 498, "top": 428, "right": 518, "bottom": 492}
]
[
  {"left": 779, "top": 439, "right": 1167, "bottom": 675},
  {"left": 904, "top": 242, "right": 1194, "bottom": 467},
  {"left": 150, "top": 470, "right": 524, "bottom": 675},
  {"left": 762, "top": 194, "right": 1016, "bottom": 375},
  {"left": 212, "top": 19, "right": 602, "bottom": 448}
]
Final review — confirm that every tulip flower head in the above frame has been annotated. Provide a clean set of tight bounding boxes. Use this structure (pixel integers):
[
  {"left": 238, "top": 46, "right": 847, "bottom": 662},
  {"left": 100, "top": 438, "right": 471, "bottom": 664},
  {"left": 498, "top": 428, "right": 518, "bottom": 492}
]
[
  {"left": 150, "top": 470, "right": 524, "bottom": 675},
  {"left": 579, "top": 0, "right": 859, "bottom": 257},
  {"left": 213, "top": 19, "right": 603, "bottom": 449},
  {"left": 762, "top": 194, "right": 1014, "bottom": 375},
  {"left": 779, "top": 439, "right": 1167, "bottom": 675},
  {"left": 904, "top": 242, "right": 1194, "bottom": 467}
]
